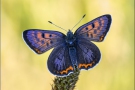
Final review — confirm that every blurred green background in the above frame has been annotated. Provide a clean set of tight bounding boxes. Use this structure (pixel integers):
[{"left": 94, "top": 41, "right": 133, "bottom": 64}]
[{"left": 1, "top": 0, "right": 134, "bottom": 90}]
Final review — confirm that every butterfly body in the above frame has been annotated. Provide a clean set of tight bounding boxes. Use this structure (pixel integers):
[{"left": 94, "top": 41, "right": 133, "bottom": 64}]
[
  {"left": 23, "top": 14, "right": 112, "bottom": 76},
  {"left": 65, "top": 30, "right": 78, "bottom": 66}
]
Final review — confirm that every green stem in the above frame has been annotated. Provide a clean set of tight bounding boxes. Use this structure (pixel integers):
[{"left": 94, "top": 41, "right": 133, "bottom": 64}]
[{"left": 51, "top": 67, "right": 80, "bottom": 90}]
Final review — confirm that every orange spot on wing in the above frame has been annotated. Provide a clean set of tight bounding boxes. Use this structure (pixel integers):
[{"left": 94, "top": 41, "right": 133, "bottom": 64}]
[
  {"left": 45, "top": 33, "right": 50, "bottom": 38},
  {"left": 45, "top": 33, "right": 57, "bottom": 38},
  {"left": 80, "top": 25, "right": 93, "bottom": 34},
  {"left": 60, "top": 66, "right": 74, "bottom": 75},
  {"left": 37, "top": 32, "right": 42, "bottom": 38},
  {"left": 79, "top": 61, "right": 95, "bottom": 69},
  {"left": 99, "top": 35, "right": 105, "bottom": 41},
  {"left": 94, "top": 21, "right": 100, "bottom": 28},
  {"left": 87, "top": 25, "right": 93, "bottom": 29},
  {"left": 34, "top": 48, "right": 42, "bottom": 54}
]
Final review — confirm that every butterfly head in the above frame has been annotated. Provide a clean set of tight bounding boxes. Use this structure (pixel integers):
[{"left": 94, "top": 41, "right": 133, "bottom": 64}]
[
  {"left": 67, "top": 30, "right": 73, "bottom": 37},
  {"left": 66, "top": 30, "right": 76, "bottom": 46}
]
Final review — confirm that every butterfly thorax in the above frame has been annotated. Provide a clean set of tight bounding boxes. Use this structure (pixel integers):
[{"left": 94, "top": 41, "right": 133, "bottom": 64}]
[{"left": 66, "top": 30, "right": 76, "bottom": 47}]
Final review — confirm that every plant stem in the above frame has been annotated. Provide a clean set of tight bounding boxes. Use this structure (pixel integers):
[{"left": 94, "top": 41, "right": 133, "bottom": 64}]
[{"left": 51, "top": 67, "right": 80, "bottom": 90}]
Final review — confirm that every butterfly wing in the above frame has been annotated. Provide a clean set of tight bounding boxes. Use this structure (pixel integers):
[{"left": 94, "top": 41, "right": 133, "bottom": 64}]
[
  {"left": 76, "top": 39, "right": 101, "bottom": 70},
  {"left": 74, "top": 15, "right": 112, "bottom": 42},
  {"left": 47, "top": 44, "right": 74, "bottom": 76},
  {"left": 23, "top": 29, "right": 66, "bottom": 54}
]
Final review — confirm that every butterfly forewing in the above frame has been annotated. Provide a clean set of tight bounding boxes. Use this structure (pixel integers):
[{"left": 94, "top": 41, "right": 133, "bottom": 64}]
[
  {"left": 23, "top": 29, "right": 66, "bottom": 54},
  {"left": 47, "top": 44, "right": 74, "bottom": 76},
  {"left": 75, "top": 15, "right": 111, "bottom": 42},
  {"left": 76, "top": 39, "right": 101, "bottom": 70}
]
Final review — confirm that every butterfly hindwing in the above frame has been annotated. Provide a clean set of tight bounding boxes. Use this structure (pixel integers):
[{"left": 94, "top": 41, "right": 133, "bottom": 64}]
[
  {"left": 75, "top": 15, "right": 112, "bottom": 42},
  {"left": 47, "top": 44, "right": 74, "bottom": 76},
  {"left": 76, "top": 39, "right": 101, "bottom": 70},
  {"left": 23, "top": 29, "right": 66, "bottom": 54}
]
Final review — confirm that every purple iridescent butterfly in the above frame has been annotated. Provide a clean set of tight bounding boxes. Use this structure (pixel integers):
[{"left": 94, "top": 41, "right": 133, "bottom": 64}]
[{"left": 23, "top": 14, "right": 112, "bottom": 76}]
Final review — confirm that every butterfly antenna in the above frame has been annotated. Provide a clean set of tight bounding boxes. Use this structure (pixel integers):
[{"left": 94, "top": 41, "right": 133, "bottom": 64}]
[
  {"left": 71, "top": 14, "right": 86, "bottom": 31},
  {"left": 48, "top": 21, "right": 68, "bottom": 32}
]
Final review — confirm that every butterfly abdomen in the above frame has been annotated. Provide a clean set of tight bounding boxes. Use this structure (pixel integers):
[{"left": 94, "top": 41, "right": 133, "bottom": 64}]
[{"left": 69, "top": 47, "right": 78, "bottom": 67}]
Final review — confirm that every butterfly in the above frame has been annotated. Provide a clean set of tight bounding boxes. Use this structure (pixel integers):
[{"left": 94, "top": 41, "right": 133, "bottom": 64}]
[{"left": 23, "top": 14, "right": 112, "bottom": 76}]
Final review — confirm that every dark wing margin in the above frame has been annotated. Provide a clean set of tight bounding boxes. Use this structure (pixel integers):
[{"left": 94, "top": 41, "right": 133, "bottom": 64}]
[
  {"left": 23, "top": 29, "right": 66, "bottom": 54},
  {"left": 47, "top": 44, "right": 74, "bottom": 76},
  {"left": 75, "top": 15, "right": 112, "bottom": 42}
]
